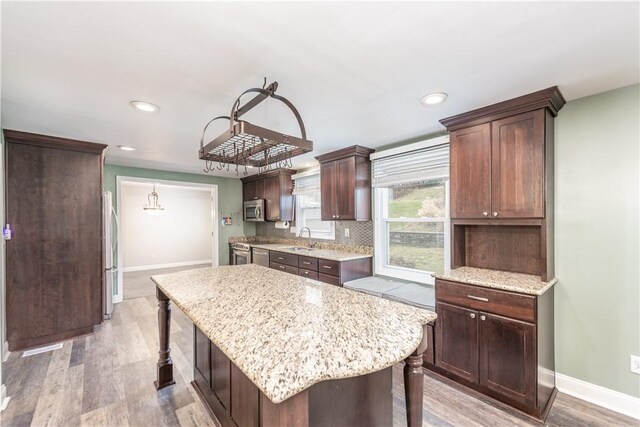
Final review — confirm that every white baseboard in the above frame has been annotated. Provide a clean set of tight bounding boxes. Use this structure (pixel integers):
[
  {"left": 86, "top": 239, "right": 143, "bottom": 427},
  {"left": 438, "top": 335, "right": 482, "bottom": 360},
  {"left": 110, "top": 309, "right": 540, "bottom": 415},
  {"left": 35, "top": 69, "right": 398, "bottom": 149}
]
[
  {"left": 556, "top": 373, "right": 640, "bottom": 420},
  {"left": 0, "top": 384, "right": 10, "bottom": 412},
  {"left": 123, "top": 260, "right": 211, "bottom": 273}
]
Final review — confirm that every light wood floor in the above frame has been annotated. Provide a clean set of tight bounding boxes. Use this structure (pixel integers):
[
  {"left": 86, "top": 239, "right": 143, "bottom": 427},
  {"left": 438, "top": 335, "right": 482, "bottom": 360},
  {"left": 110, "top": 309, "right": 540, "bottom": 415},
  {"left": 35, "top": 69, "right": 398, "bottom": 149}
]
[{"left": 1, "top": 269, "right": 638, "bottom": 427}]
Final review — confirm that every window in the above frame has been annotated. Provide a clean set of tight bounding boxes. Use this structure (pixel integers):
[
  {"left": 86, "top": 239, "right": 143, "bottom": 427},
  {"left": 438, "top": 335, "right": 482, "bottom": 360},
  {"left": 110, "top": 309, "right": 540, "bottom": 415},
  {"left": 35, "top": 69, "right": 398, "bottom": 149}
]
[
  {"left": 372, "top": 138, "right": 450, "bottom": 284},
  {"left": 292, "top": 170, "right": 335, "bottom": 240}
]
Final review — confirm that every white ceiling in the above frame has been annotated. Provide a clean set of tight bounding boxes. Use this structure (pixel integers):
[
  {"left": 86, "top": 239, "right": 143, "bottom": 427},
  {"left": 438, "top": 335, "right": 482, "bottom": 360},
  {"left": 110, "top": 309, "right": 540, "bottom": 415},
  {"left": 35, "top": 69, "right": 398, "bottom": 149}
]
[{"left": 2, "top": 2, "right": 638, "bottom": 177}]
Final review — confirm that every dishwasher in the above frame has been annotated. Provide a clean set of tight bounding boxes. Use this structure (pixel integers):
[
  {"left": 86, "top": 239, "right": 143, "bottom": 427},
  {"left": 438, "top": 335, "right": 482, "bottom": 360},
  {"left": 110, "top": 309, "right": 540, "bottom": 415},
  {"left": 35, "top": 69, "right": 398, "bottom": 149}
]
[{"left": 252, "top": 248, "right": 269, "bottom": 267}]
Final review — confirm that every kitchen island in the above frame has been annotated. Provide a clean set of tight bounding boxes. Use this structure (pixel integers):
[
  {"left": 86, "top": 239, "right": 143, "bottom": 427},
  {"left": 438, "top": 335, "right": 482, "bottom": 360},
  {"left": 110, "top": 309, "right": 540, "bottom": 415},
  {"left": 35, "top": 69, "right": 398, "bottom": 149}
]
[{"left": 151, "top": 264, "right": 436, "bottom": 427}]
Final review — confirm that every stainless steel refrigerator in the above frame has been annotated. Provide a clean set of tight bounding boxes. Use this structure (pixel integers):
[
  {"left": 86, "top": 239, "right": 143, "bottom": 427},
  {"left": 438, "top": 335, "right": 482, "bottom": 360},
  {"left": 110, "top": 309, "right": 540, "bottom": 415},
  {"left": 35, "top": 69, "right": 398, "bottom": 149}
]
[{"left": 103, "top": 191, "right": 118, "bottom": 319}]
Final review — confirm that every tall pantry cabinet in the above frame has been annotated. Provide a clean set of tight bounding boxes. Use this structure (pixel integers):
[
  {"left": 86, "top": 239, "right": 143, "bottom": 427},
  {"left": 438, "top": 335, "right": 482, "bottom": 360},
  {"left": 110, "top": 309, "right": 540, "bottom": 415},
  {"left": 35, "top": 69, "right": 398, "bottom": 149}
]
[{"left": 4, "top": 130, "right": 107, "bottom": 350}]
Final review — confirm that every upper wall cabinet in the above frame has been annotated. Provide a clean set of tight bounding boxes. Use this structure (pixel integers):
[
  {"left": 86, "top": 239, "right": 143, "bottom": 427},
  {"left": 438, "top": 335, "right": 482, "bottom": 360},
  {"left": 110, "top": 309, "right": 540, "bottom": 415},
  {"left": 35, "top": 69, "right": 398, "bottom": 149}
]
[
  {"left": 241, "top": 169, "right": 296, "bottom": 222},
  {"left": 315, "top": 145, "right": 374, "bottom": 221},
  {"left": 443, "top": 87, "right": 565, "bottom": 220}
]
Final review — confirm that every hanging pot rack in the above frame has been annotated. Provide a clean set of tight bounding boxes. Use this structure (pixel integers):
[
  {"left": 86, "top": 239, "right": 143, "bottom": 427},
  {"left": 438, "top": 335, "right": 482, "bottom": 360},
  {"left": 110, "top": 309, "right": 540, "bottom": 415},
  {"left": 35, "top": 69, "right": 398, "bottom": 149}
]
[{"left": 199, "top": 81, "right": 313, "bottom": 175}]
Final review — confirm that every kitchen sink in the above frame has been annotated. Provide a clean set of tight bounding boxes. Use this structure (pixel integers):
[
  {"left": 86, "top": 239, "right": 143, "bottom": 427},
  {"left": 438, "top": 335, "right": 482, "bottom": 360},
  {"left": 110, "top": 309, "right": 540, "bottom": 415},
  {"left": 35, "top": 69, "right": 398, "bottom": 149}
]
[{"left": 285, "top": 246, "right": 314, "bottom": 252}]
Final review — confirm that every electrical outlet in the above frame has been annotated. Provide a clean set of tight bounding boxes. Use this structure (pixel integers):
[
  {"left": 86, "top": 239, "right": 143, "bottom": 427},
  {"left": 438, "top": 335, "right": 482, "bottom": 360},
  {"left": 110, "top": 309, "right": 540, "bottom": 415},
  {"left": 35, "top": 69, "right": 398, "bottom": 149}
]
[
  {"left": 344, "top": 228, "right": 350, "bottom": 238},
  {"left": 631, "top": 355, "right": 640, "bottom": 374}
]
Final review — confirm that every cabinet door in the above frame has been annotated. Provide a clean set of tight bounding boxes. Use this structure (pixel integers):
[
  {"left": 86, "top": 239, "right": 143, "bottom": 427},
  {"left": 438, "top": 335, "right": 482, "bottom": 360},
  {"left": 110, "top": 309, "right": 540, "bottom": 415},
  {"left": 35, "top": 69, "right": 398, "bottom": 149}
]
[
  {"left": 478, "top": 312, "right": 536, "bottom": 406},
  {"left": 231, "top": 364, "right": 260, "bottom": 427},
  {"left": 263, "top": 176, "right": 281, "bottom": 221},
  {"left": 435, "top": 302, "right": 478, "bottom": 382},
  {"left": 243, "top": 180, "right": 257, "bottom": 201},
  {"left": 491, "top": 110, "right": 544, "bottom": 218},
  {"left": 450, "top": 123, "right": 492, "bottom": 219},
  {"left": 254, "top": 179, "right": 265, "bottom": 200},
  {"left": 335, "top": 157, "right": 356, "bottom": 220},
  {"left": 320, "top": 161, "right": 337, "bottom": 220}
]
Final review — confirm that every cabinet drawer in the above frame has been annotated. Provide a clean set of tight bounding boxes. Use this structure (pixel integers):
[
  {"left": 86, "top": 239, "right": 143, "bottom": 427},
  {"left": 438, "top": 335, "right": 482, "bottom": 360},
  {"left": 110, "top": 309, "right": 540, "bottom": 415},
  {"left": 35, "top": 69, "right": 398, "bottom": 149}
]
[
  {"left": 270, "top": 251, "right": 298, "bottom": 267},
  {"left": 319, "top": 273, "right": 341, "bottom": 286},
  {"left": 298, "top": 256, "right": 318, "bottom": 271},
  {"left": 270, "top": 262, "right": 299, "bottom": 276},
  {"left": 435, "top": 279, "right": 535, "bottom": 322},
  {"left": 318, "top": 259, "right": 340, "bottom": 277},
  {"left": 299, "top": 269, "right": 319, "bottom": 280}
]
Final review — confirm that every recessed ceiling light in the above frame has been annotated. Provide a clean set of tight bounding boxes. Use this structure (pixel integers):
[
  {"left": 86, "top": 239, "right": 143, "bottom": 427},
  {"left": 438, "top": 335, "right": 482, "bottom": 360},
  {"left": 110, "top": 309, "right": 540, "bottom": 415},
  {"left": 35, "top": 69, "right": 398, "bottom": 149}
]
[
  {"left": 130, "top": 101, "right": 159, "bottom": 113},
  {"left": 118, "top": 145, "right": 137, "bottom": 151},
  {"left": 420, "top": 92, "right": 448, "bottom": 106}
]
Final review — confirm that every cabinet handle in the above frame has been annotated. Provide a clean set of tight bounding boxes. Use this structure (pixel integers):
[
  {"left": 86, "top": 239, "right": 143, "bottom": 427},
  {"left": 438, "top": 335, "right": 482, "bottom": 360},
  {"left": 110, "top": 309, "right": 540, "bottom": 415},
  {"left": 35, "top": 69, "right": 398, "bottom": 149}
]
[
  {"left": 467, "top": 295, "right": 489, "bottom": 302},
  {"left": 303, "top": 261, "right": 311, "bottom": 265},
  {"left": 493, "top": 212, "right": 499, "bottom": 217},
  {"left": 469, "top": 313, "right": 476, "bottom": 319},
  {"left": 278, "top": 257, "right": 285, "bottom": 260},
  {"left": 279, "top": 266, "right": 285, "bottom": 270},
  {"left": 254, "top": 251, "right": 267, "bottom": 255},
  {"left": 332, "top": 215, "right": 336, "bottom": 218},
  {"left": 303, "top": 271, "right": 309, "bottom": 275},
  {"left": 482, "top": 212, "right": 488, "bottom": 217},
  {"left": 480, "top": 315, "right": 486, "bottom": 321},
  {"left": 323, "top": 265, "right": 332, "bottom": 270},
  {"left": 336, "top": 215, "right": 340, "bottom": 219}
]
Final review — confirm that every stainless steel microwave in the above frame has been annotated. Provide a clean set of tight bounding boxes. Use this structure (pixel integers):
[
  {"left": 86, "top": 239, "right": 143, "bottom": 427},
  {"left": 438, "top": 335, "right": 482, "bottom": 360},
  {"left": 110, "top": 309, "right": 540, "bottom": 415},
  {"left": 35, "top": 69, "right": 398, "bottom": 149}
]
[{"left": 244, "top": 199, "right": 265, "bottom": 222}]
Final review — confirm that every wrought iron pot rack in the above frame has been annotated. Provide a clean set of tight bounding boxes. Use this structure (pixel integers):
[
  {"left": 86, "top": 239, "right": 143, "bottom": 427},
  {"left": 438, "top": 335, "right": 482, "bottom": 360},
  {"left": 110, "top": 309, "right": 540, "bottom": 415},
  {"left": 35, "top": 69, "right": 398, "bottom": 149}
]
[{"left": 199, "top": 81, "right": 313, "bottom": 175}]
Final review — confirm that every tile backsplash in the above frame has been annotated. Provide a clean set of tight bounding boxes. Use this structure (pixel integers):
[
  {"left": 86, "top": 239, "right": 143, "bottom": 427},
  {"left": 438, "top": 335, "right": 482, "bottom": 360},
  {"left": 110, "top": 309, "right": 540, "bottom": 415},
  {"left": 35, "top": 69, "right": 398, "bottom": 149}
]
[{"left": 255, "top": 221, "right": 374, "bottom": 247}]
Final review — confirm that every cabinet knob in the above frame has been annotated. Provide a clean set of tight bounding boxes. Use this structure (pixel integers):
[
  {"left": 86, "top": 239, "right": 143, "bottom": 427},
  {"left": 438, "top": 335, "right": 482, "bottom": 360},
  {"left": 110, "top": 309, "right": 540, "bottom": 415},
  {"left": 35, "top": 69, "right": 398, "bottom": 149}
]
[
  {"left": 469, "top": 313, "right": 476, "bottom": 319},
  {"left": 332, "top": 215, "right": 336, "bottom": 218},
  {"left": 493, "top": 212, "right": 499, "bottom": 217},
  {"left": 482, "top": 212, "right": 488, "bottom": 217},
  {"left": 480, "top": 315, "right": 486, "bottom": 321},
  {"left": 336, "top": 215, "right": 340, "bottom": 219}
]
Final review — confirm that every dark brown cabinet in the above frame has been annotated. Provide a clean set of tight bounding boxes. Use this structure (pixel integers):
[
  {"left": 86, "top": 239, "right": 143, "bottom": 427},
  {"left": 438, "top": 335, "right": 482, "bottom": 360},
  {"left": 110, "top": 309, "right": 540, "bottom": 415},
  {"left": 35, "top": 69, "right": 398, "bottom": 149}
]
[
  {"left": 443, "top": 87, "right": 565, "bottom": 281},
  {"left": 435, "top": 302, "right": 478, "bottom": 383},
  {"left": 449, "top": 110, "right": 545, "bottom": 219},
  {"left": 241, "top": 169, "right": 295, "bottom": 222},
  {"left": 4, "top": 130, "right": 106, "bottom": 351},
  {"left": 432, "top": 278, "right": 555, "bottom": 420},
  {"left": 316, "top": 146, "right": 374, "bottom": 221},
  {"left": 243, "top": 179, "right": 264, "bottom": 201},
  {"left": 491, "top": 110, "right": 545, "bottom": 218},
  {"left": 479, "top": 312, "right": 536, "bottom": 407},
  {"left": 268, "top": 250, "right": 371, "bottom": 286},
  {"left": 450, "top": 124, "right": 492, "bottom": 219}
]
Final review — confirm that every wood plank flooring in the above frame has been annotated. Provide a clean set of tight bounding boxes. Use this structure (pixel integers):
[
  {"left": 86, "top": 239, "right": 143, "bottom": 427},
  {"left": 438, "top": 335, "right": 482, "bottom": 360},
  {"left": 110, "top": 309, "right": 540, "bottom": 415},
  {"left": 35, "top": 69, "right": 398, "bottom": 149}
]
[{"left": 1, "top": 268, "right": 638, "bottom": 427}]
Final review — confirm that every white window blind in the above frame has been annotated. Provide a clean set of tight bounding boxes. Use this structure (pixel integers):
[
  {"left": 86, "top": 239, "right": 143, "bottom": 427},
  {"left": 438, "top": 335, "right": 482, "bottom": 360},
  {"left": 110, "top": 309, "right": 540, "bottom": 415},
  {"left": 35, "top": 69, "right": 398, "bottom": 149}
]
[
  {"left": 292, "top": 173, "right": 320, "bottom": 196},
  {"left": 372, "top": 144, "right": 449, "bottom": 188}
]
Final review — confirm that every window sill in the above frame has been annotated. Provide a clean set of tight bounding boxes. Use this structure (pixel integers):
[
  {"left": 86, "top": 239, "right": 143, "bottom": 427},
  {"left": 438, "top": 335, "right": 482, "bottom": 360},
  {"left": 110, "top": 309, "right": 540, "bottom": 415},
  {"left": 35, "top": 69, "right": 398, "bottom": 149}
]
[{"left": 374, "top": 264, "right": 435, "bottom": 285}]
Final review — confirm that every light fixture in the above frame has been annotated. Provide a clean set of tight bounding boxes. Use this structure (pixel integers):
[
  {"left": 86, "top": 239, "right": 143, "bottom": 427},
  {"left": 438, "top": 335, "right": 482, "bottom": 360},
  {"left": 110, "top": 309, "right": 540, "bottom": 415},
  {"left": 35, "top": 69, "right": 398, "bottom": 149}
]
[
  {"left": 118, "top": 145, "right": 136, "bottom": 151},
  {"left": 143, "top": 184, "right": 165, "bottom": 216},
  {"left": 130, "top": 101, "right": 160, "bottom": 113},
  {"left": 420, "top": 92, "right": 448, "bottom": 106}
]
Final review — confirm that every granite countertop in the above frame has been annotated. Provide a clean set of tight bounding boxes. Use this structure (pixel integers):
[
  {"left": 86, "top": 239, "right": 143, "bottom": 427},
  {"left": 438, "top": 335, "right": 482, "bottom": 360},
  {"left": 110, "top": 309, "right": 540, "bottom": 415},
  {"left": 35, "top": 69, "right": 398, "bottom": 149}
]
[
  {"left": 151, "top": 265, "right": 435, "bottom": 404},
  {"left": 433, "top": 267, "right": 557, "bottom": 296},
  {"left": 250, "top": 243, "right": 372, "bottom": 261}
]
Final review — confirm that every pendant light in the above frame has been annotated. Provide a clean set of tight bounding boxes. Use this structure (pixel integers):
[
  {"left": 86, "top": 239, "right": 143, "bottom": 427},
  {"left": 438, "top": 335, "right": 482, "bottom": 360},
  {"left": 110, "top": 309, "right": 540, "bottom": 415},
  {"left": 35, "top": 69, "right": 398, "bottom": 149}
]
[{"left": 143, "top": 184, "right": 165, "bottom": 216}]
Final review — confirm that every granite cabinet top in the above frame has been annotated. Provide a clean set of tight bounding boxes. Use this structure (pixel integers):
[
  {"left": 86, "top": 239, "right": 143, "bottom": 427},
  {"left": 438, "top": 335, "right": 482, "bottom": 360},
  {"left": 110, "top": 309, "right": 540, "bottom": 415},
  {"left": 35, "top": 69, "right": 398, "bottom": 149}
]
[
  {"left": 433, "top": 267, "right": 557, "bottom": 296},
  {"left": 151, "top": 265, "right": 435, "bottom": 404},
  {"left": 250, "top": 243, "right": 373, "bottom": 261}
]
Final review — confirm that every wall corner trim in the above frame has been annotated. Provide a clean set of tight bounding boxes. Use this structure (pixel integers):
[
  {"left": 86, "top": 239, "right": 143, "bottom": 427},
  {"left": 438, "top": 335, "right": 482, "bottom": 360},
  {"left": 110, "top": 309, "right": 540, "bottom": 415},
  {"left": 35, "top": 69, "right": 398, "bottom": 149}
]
[{"left": 556, "top": 373, "right": 640, "bottom": 420}]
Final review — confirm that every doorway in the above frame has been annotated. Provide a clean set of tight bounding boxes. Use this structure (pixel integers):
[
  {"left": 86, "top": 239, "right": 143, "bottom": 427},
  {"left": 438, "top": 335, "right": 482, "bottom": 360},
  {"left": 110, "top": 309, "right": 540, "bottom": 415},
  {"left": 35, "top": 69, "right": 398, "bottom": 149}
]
[{"left": 114, "top": 176, "right": 218, "bottom": 303}]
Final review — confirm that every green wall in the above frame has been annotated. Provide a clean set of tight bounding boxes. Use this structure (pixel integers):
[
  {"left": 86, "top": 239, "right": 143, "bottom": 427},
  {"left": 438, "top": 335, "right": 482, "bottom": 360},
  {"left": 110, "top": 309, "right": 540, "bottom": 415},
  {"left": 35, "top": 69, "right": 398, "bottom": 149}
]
[
  {"left": 103, "top": 164, "right": 255, "bottom": 266},
  {"left": 555, "top": 84, "right": 640, "bottom": 397}
]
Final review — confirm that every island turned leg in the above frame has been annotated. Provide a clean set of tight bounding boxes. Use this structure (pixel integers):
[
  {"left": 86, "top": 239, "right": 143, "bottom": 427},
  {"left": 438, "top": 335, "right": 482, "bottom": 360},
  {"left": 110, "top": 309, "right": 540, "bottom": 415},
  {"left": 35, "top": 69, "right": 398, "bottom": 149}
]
[
  {"left": 154, "top": 287, "right": 176, "bottom": 390},
  {"left": 404, "top": 350, "right": 424, "bottom": 427}
]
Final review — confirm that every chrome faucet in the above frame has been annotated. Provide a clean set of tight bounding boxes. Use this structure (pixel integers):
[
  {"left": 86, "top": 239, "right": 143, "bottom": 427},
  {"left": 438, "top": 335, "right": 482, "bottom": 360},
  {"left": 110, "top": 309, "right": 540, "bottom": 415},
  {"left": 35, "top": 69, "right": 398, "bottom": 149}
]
[{"left": 298, "top": 227, "right": 313, "bottom": 248}]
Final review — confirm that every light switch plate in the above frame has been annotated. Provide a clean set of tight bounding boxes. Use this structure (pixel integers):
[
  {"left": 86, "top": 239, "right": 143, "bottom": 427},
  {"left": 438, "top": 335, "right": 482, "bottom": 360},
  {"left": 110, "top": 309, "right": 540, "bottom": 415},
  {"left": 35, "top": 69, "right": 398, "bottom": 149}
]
[
  {"left": 631, "top": 355, "right": 640, "bottom": 374},
  {"left": 344, "top": 228, "right": 350, "bottom": 238}
]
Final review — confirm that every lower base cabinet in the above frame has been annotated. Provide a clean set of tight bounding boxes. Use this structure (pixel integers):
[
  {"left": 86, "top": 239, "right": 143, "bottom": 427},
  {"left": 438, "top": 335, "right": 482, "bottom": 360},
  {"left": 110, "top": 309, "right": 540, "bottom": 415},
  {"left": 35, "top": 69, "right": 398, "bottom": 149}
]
[
  {"left": 427, "top": 279, "right": 556, "bottom": 421},
  {"left": 269, "top": 250, "right": 372, "bottom": 286},
  {"left": 193, "top": 325, "right": 392, "bottom": 427}
]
